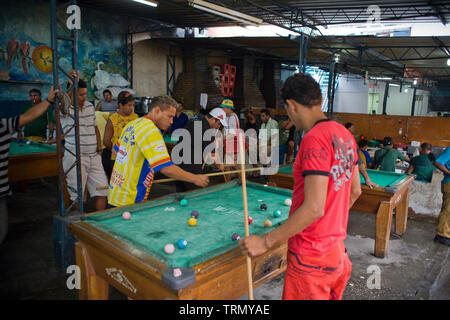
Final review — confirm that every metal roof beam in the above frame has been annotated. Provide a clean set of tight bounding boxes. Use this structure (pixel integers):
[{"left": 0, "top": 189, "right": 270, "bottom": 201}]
[{"left": 343, "top": 38, "right": 404, "bottom": 70}]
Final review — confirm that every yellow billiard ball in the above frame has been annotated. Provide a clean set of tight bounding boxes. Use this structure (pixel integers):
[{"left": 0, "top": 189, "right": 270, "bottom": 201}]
[{"left": 188, "top": 217, "right": 197, "bottom": 226}]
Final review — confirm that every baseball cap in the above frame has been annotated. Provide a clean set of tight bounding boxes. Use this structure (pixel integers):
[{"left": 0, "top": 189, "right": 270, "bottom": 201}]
[
  {"left": 220, "top": 98, "right": 234, "bottom": 109},
  {"left": 209, "top": 108, "right": 227, "bottom": 127}
]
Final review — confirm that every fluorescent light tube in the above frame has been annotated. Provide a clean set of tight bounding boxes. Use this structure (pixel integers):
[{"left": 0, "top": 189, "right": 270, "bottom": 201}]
[
  {"left": 133, "top": 0, "right": 158, "bottom": 7},
  {"left": 190, "top": 0, "right": 262, "bottom": 25}
]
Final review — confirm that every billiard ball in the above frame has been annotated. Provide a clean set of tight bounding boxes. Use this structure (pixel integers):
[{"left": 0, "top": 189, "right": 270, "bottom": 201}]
[
  {"left": 164, "top": 244, "right": 175, "bottom": 254},
  {"left": 26, "top": 141, "right": 31, "bottom": 145},
  {"left": 122, "top": 211, "right": 131, "bottom": 220},
  {"left": 191, "top": 210, "right": 199, "bottom": 218},
  {"left": 177, "top": 239, "right": 188, "bottom": 249},
  {"left": 173, "top": 268, "right": 182, "bottom": 278},
  {"left": 232, "top": 233, "right": 241, "bottom": 241},
  {"left": 273, "top": 209, "right": 281, "bottom": 218},
  {"left": 248, "top": 216, "right": 253, "bottom": 225},
  {"left": 284, "top": 199, "right": 292, "bottom": 206},
  {"left": 188, "top": 217, "right": 197, "bottom": 226},
  {"left": 264, "top": 219, "right": 272, "bottom": 228},
  {"left": 260, "top": 203, "right": 267, "bottom": 211},
  {"left": 180, "top": 199, "right": 188, "bottom": 207}
]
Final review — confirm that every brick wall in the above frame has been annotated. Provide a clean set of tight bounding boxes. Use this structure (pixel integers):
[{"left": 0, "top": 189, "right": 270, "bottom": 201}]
[{"left": 173, "top": 52, "right": 269, "bottom": 112}]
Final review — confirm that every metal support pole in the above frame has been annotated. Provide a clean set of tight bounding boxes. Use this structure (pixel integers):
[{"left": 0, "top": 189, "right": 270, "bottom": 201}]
[
  {"left": 51, "top": 0, "right": 83, "bottom": 270},
  {"left": 411, "top": 88, "right": 417, "bottom": 116},
  {"left": 382, "top": 81, "right": 390, "bottom": 115},
  {"left": 327, "top": 61, "right": 337, "bottom": 116},
  {"left": 298, "top": 34, "right": 308, "bottom": 73}
]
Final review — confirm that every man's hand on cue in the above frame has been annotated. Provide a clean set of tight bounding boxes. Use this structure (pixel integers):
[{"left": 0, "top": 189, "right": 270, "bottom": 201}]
[
  {"left": 194, "top": 175, "right": 209, "bottom": 188},
  {"left": 239, "top": 234, "right": 269, "bottom": 257}
]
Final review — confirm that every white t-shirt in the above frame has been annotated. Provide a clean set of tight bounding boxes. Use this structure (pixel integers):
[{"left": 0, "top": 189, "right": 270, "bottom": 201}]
[{"left": 224, "top": 112, "right": 240, "bottom": 136}]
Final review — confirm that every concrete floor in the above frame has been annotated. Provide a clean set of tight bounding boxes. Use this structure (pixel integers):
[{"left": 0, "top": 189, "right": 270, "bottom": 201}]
[{"left": 0, "top": 176, "right": 449, "bottom": 300}]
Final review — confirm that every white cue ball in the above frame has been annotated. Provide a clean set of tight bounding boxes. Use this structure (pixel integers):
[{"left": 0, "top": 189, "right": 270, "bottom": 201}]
[
  {"left": 284, "top": 199, "right": 292, "bottom": 206},
  {"left": 164, "top": 244, "right": 175, "bottom": 254}
]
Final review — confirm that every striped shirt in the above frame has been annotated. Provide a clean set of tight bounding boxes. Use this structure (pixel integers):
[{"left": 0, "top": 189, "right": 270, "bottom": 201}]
[
  {"left": 60, "top": 101, "right": 98, "bottom": 155},
  {"left": 108, "top": 116, "right": 172, "bottom": 207},
  {"left": 0, "top": 117, "right": 20, "bottom": 198}
]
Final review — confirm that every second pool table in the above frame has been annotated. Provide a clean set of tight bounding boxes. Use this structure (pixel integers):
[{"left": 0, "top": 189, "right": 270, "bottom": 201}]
[
  {"left": 8, "top": 140, "right": 58, "bottom": 182},
  {"left": 268, "top": 164, "right": 415, "bottom": 258},
  {"left": 69, "top": 181, "right": 292, "bottom": 300}
]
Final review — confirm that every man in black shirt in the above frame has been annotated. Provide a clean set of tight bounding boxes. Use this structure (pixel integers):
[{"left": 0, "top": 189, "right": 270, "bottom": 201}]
[{"left": 174, "top": 108, "right": 227, "bottom": 192}]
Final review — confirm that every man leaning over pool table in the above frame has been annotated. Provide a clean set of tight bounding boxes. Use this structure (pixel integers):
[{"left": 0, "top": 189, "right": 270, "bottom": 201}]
[
  {"left": 0, "top": 86, "right": 59, "bottom": 244},
  {"left": 107, "top": 95, "right": 209, "bottom": 208},
  {"left": 239, "top": 73, "right": 362, "bottom": 300}
]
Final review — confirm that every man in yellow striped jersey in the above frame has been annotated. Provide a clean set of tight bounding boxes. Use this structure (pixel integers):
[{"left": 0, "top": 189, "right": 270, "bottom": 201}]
[{"left": 108, "top": 96, "right": 209, "bottom": 207}]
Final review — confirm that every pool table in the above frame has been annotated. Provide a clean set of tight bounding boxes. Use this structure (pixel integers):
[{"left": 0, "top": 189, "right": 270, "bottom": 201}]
[
  {"left": 8, "top": 140, "right": 58, "bottom": 182},
  {"left": 69, "top": 181, "right": 292, "bottom": 300},
  {"left": 268, "top": 165, "right": 415, "bottom": 258}
]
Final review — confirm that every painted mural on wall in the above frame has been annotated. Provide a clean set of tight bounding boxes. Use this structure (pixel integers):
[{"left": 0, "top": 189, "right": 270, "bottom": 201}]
[{"left": 0, "top": 0, "right": 126, "bottom": 103}]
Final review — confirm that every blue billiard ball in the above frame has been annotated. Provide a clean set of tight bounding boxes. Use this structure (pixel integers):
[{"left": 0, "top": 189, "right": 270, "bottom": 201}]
[
  {"left": 178, "top": 239, "right": 188, "bottom": 249},
  {"left": 180, "top": 199, "right": 188, "bottom": 207},
  {"left": 273, "top": 209, "right": 281, "bottom": 218}
]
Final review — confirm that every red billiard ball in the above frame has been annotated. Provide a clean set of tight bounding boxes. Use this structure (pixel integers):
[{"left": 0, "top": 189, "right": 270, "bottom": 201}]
[{"left": 248, "top": 216, "right": 253, "bottom": 225}]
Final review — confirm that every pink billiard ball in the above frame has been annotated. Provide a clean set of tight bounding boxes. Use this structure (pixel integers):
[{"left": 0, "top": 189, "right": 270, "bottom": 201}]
[{"left": 122, "top": 211, "right": 131, "bottom": 220}]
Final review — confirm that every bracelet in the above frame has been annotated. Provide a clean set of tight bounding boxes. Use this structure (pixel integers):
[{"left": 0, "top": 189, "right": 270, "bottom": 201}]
[{"left": 46, "top": 97, "right": 54, "bottom": 104}]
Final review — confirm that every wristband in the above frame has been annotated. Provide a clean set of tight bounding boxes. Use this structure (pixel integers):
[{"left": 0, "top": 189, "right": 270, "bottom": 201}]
[{"left": 46, "top": 97, "right": 54, "bottom": 104}]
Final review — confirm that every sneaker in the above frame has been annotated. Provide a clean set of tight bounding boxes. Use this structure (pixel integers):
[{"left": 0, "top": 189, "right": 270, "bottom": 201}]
[{"left": 434, "top": 234, "right": 450, "bottom": 246}]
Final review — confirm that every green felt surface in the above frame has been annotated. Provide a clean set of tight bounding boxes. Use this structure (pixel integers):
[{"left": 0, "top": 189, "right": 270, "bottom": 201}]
[
  {"left": 278, "top": 164, "right": 293, "bottom": 175},
  {"left": 84, "top": 181, "right": 292, "bottom": 269},
  {"left": 277, "top": 165, "right": 408, "bottom": 188},
  {"left": 163, "top": 135, "right": 180, "bottom": 144},
  {"left": 360, "top": 169, "right": 408, "bottom": 187},
  {"left": 9, "top": 140, "right": 57, "bottom": 156}
]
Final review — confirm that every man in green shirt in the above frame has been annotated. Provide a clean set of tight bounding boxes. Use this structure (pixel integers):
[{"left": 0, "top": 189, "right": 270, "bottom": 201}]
[
  {"left": 374, "top": 137, "right": 410, "bottom": 172},
  {"left": 18, "top": 88, "right": 55, "bottom": 141},
  {"left": 407, "top": 142, "right": 436, "bottom": 182}
]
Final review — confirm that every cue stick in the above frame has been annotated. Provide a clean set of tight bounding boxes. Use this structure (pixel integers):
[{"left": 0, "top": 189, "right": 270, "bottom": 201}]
[
  {"left": 152, "top": 167, "right": 262, "bottom": 184},
  {"left": 238, "top": 131, "right": 254, "bottom": 300}
]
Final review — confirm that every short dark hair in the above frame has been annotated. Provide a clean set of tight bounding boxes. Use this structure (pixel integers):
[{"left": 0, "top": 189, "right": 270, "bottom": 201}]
[
  {"left": 383, "top": 137, "right": 393, "bottom": 146},
  {"left": 103, "top": 89, "right": 112, "bottom": 95},
  {"left": 344, "top": 122, "right": 354, "bottom": 129},
  {"left": 261, "top": 109, "right": 271, "bottom": 116},
  {"left": 78, "top": 79, "right": 87, "bottom": 89},
  {"left": 421, "top": 142, "right": 432, "bottom": 151},
  {"left": 29, "top": 88, "right": 41, "bottom": 96},
  {"left": 358, "top": 139, "right": 368, "bottom": 149},
  {"left": 117, "top": 91, "right": 134, "bottom": 106},
  {"left": 149, "top": 95, "right": 177, "bottom": 111},
  {"left": 281, "top": 73, "right": 322, "bottom": 108},
  {"left": 67, "top": 79, "right": 87, "bottom": 89}
]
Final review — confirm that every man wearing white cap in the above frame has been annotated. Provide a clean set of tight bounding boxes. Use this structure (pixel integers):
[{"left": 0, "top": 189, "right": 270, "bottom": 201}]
[{"left": 174, "top": 108, "right": 227, "bottom": 192}]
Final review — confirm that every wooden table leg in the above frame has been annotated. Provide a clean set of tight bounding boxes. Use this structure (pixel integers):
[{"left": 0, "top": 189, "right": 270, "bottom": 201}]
[
  {"left": 375, "top": 201, "right": 393, "bottom": 258},
  {"left": 75, "top": 242, "right": 109, "bottom": 300},
  {"left": 394, "top": 189, "right": 410, "bottom": 235}
]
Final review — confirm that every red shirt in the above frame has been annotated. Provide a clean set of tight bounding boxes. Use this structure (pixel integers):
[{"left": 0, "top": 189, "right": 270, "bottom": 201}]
[{"left": 288, "top": 119, "right": 358, "bottom": 256}]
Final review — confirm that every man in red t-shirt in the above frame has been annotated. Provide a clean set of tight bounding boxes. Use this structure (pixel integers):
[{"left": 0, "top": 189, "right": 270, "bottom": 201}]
[{"left": 239, "top": 73, "right": 362, "bottom": 300}]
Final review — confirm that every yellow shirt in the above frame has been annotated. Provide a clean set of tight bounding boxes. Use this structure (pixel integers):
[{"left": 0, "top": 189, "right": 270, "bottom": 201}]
[
  {"left": 109, "top": 112, "right": 138, "bottom": 160},
  {"left": 108, "top": 116, "right": 172, "bottom": 207},
  {"left": 95, "top": 111, "right": 110, "bottom": 149}
]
